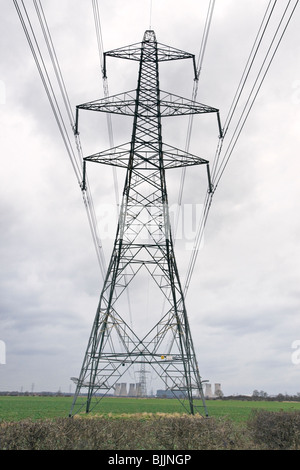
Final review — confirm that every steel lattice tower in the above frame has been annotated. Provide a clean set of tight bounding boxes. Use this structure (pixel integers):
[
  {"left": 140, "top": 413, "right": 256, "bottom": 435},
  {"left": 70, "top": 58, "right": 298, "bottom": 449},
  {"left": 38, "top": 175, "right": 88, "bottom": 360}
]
[{"left": 69, "top": 30, "right": 220, "bottom": 417}]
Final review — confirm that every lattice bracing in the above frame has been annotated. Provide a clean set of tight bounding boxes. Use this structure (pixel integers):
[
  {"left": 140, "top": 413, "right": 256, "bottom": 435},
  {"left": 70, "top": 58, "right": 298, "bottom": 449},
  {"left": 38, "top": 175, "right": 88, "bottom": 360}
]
[{"left": 70, "top": 30, "right": 220, "bottom": 417}]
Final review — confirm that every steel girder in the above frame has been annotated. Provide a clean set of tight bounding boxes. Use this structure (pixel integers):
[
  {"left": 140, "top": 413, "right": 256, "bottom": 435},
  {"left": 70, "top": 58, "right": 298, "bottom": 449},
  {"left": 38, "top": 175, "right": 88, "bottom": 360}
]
[{"left": 70, "top": 30, "right": 219, "bottom": 418}]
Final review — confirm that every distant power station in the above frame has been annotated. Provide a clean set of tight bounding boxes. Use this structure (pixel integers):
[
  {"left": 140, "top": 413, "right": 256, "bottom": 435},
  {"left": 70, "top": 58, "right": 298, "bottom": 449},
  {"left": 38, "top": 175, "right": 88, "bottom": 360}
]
[
  {"left": 114, "top": 383, "right": 144, "bottom": 398},
  {"left": 113, "top": 382, "right": 223, "bottom": 399},
  {"left": 204, "top": 383, "right": 223, "bottom": 398}
]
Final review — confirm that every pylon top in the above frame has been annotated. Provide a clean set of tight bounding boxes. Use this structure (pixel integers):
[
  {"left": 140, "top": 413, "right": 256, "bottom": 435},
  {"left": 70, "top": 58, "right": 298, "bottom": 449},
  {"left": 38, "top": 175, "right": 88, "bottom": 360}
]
[
  {"left": 103, "top": 30, "right": 198, "bottom": 78},
  {"left": 143, "top": 30, "right": 156, "bottom": 42}
]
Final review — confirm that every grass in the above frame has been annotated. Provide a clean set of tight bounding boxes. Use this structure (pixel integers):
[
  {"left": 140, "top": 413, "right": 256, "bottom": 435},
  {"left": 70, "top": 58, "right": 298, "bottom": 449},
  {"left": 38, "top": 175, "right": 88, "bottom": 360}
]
[
  {"left": 1, "top": 395, "right": 300, "bottom": 422},
  {"left": 0, "top": 396, "right": 72, "bottom": 421},
  {"left": 206, "top": 399, "right": 300, "bottom": 423}
]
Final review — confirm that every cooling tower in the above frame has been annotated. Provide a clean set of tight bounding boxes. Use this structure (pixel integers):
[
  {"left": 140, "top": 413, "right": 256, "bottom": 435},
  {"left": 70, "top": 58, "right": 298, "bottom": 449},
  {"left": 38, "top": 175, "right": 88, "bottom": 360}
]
[
  {"left": 128, "top": 383, "right": 136, "bottom": 397},
  {"left": 114, "top": 383, "right": 121, "bottom": 397},
  {"left": 214, "top": 383, "right": 222, "bottom": 396},
  {"left": 136, "top": 382, "right": 142, "bottom": 397},
  {"left": 205, "top": 383, "right": 213, "bottom": 398},
  {"left": 120, "top": 383, "right": 127, "bottom": 397}
]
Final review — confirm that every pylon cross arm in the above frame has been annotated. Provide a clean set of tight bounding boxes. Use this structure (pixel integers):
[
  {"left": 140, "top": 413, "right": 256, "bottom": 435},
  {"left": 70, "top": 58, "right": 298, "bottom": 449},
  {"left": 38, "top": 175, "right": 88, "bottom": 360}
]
[
  {"left": 76, "top": 90, "right": 218, "bottom": 118},
  {"left": 104, "top": 42, "right": 194, "bottom": 62},
  {"left": 83, "top": 141, "right": 209, "bottom": 170}
]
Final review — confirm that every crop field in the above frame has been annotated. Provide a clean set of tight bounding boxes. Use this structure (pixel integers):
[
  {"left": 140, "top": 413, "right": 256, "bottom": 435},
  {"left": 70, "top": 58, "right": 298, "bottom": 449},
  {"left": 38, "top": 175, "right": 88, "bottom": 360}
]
[{"left": 1, "top": 395, "right": 300, "bottom": 422}]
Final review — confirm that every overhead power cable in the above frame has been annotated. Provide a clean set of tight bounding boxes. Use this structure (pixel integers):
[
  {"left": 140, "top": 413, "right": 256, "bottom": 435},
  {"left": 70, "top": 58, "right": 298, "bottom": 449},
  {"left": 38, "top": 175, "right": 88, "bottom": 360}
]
[
  {"left": 91, "top": 0, "right": 134, "bottom": 329},
  {"left": 212, "top": 0, "right": 299, "bottom": 191},
  {"left": 13, "top": 0, "right": 81, "bottom": 184},
  {"left": 14, "top": 0, "right": 298, "bottom": 297},
  {"left": 175, "top": 0, "right": 215, "bottom": 240},
  {"left": 92, "top": 0, "right": 119, "bottom": 210},
  {"left": 184, "top": 1, "right": 281, "bottom": 294},
  {"left": 13, "top": 0, "right": 107, "bottom": 280},
  {"left": 163, "top": 0, "right": 216, "bottom": 319},
  {"left": 183, "top": 0, "right": 299, "bottom": 294},
  {"left": 34, "top": 0, "right": 74, "bottom": 127},
  {"left": 222, "top": 0, "right": 277, "bottom": 138}
]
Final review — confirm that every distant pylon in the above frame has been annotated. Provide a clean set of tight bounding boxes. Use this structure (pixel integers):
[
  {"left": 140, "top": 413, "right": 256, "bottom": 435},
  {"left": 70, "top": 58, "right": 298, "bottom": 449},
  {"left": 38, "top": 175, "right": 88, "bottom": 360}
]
[
  {"left": 135, "top": 359, "right": 149, "bottom": 398},
  {"left": 69, "top": 30, "right": 221, "bottom": 417}
]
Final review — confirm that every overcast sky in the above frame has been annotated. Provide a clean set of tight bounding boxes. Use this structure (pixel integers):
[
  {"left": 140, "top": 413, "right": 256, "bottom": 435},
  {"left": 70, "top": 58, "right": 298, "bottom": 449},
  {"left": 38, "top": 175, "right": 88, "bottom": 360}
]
[{"left": 1, "top": 0, "right": 300, "bottom": 397}]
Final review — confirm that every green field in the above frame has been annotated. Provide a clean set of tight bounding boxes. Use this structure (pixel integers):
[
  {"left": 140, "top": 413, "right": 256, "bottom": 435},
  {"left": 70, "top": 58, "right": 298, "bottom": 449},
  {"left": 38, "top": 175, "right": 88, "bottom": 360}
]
[{"left": 1, "top": 395, "right": 300, "bottom": 423}]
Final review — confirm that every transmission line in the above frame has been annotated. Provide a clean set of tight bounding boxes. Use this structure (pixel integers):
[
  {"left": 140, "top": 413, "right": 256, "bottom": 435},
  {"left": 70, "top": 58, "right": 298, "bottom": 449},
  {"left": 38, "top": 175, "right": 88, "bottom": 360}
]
[
  {"left": 13, "top": 0, "right": 107, "bottom": 280},
  {"left": 183, "top": 0, "right": 299, "bottom": 294},
  {"left": 14, "top": 0, "right": 298, "bottom": 297},
  {"left": 34, "top": 0, "right": 74, "bottom": 127},
  {"left": 174, "top": 0, "right": 216, "bottom": 245},
  {"left": 91, "top": 0, "right": 135, "bottom": 329},
  {"left": 212, "top": 0, "right": 299, "bottom": 191},
  {"left": 92, "top": 0, "right": 120, "bottom": 209},
  {"left": 183, "top": 1, "right": 281, "bottom": 292}
]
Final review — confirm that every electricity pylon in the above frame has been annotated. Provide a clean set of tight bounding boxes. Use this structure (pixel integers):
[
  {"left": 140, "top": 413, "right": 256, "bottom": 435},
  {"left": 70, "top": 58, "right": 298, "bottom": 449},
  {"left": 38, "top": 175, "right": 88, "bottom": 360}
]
[{"left": 69, "top": 30, "right": 221, "bottom": 417}]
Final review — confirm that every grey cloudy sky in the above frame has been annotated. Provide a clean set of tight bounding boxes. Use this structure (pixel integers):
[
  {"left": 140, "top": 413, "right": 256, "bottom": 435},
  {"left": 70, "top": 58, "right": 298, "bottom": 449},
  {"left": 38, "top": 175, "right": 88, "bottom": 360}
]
[{"left": 1, "top": 0, "right": 300, "bottom": 397}]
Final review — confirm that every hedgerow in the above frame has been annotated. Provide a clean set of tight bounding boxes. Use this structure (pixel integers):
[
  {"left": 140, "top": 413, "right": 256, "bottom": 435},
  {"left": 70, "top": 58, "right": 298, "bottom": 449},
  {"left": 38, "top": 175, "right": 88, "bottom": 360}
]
[{"left": 1, "top": 410, "right": 300, "bottom": 450}]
